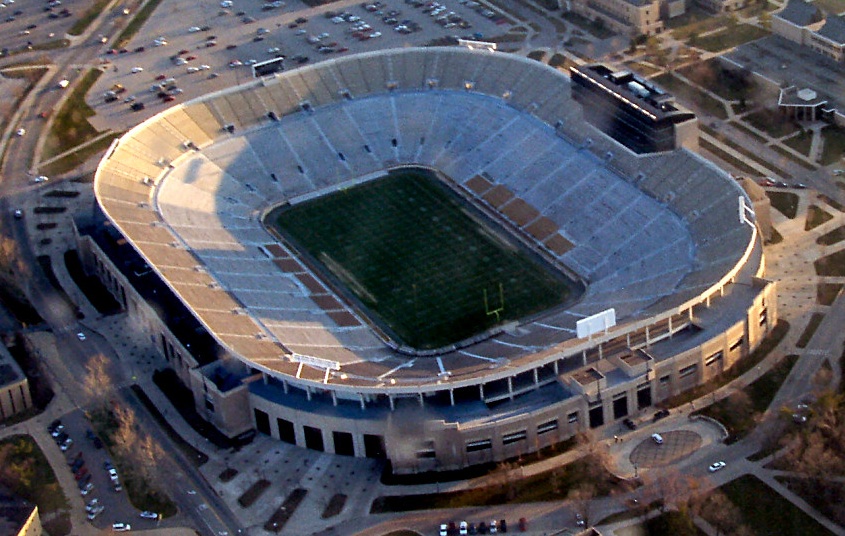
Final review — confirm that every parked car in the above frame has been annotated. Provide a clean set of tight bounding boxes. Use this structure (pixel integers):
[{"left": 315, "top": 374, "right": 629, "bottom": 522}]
[
  {"left": 112, "top": 522, "right": 131, "bottom": 532},
  {"left": 622, "top": 418, "right": 637, "bottom": 430},
  {"left": 651, "top": 433, "right": 663, "bottom": 445},
  {"left": 653, "top": 409, "right": 670, "bottom": 421},
  {"left": 139, "top": 511, "right": 158, "bottom": 519},
  {"left": 708, "top": 461, "right": 726, "bottom": 473}
]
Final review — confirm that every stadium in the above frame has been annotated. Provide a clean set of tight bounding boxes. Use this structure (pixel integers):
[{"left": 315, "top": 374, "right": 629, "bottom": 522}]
[{"left": 89, "top": 47, "right": 776, "bottom": 473}]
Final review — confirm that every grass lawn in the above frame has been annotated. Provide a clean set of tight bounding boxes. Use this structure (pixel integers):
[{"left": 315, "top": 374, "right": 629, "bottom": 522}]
[
  {"left": 527, "top": 50, "right": 547, "bottom": 62},
  {"left": 0, "top": 435, "right": 70, "bottom": 535},
  {"left": 717, "top": 475, "right": 836, "bottom": 535},
  {"left": 548, "top": 53, "right": 575, "bottom": 70},
  {"left": 68, "top": 0, "right": 112, "bottom": 35},
  {"left": 43, "top": 69, "right": 102, "bottom": 160},
  {"left": 668, "top": 7, "right": 729, "bottom": 40},
  {"left": 700, "top": 139, "right": 759, "bottom": 175},
  {"left": 743, "top": 108, "right": 800, "bottom": 139},
  {"left": 771, "top": 145, "right": 818, "bottom": 170},
  {"left": 40, "top": 133, "right": 119, "bottom": 176},
  {"left": 817, "top": 226, "right": 845, "bottom": 246},
  {"left": 767, "top": 191, "right": 799, "bottom": 218},
  {"left": 270, "top": 169, "right": 575, "bottom": 350},
  {"left": 678, "top": 58, "right": 757, "bottom": 102},
  {"left": 818, "top": 283, "right": 843, "bottom": 305},
  {"left": 693, "top": 24, "right": 770, "bottom": 52},
  {"left": 89, "top": 408, "right": 177, "bottom": 517},
  {"left": 805, "top": 205, "right": 833, "bottom": 231},
  {"left": 114, "top": 0, "right": 167, "bottom": 48},
  {"left": 815, "top": 248, "right": 845, "bottom": 276},
  {"left": 729, "top": 121, "right": 767, "bottom": 143},
  {"left": 796, "top": 313, "right": 824, "bottom": 348},
  {"left": 653, "top": 73, "right": 727, "bottom": 119},
  {"left": 698, "top": 354, "right": 798, "bottom": 441},
  {"left": 783, "top": 130, "right": 814, "bottom": 157},
  {"left": 818, "top": 194, "right": 845, "bottom": 212},
  {"left": 820, "top": 125, "right": 845, "bottom": 166}
]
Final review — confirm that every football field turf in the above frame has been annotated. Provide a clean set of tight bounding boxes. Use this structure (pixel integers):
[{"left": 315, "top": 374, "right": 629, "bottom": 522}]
[{"left": 271, "top": 169, "right": 574, "bottom": 350}]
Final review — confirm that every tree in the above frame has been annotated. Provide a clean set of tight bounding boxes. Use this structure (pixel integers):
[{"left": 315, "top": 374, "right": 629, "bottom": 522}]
[
  {"left": 759, "top": 11, "right": 772, "bottom": 30},
  {"left": 568, "top": 482, "right": 597, "bottom": 527},
  {"left": 83, "top": 353, "right": 114, "bottom": 410},
  {"left": 699, "top": 491, "right": 742, "bottom": 536}
]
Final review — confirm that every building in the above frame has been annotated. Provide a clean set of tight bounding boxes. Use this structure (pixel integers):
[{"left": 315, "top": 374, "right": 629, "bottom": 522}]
[
  {"left": 88, "top": 47, "right": 775, "bottom": 474},
  {"left": 694, "top": 0, "right": 748, "bottom": 13},
  {"left": 569, "top": 0, "right": 664, "bottom": 36},
  {"left": 771, "top": 0, "right": 845, "bottom": 60},
  {"left": 570, "top": 64, "right": 699, "bottom": 153},
  {"left": 0, "top": 487, "right": 41, "bottom": 536},
  {"left": 0, "top": 343, "right": 33, "bottom": 422}
]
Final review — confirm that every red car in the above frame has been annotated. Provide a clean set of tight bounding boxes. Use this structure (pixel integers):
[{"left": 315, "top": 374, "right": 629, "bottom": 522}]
[
  {"left": 163, "top": 95, "right": 175, "bottom": 102},
  {"left": 185, "top": 55, "right": 196, "bottom": 61},
  {"left": 178, "top": 49, "right": 189, "bottom": 55},
  {"left": 155, "top": 74, "right": 166, "bottom": 80}
]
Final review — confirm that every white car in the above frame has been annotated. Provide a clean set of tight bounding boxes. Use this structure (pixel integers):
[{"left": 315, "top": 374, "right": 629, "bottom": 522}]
[
  {"left": 267, "top": 47, "right": 280, "bottom": 54},
  {"left": 220, "top": 0, "right": 232, "bottom": 6},
  {"left": 651, "top": 433, "right": 663, "bottom": 445},
  {"left": 187, "top": 66, "right": 199, "bottom": 73},
  {"left": 188, "top": 26, "right": 201, "bottom": 32},
  {"left": 34, "top": 175, "right": 49, "bottom": 183},
  {"left": 439, "top": 524, "right": 448, "bottom": 536},
  {"left": 139, "top": 511, "right": 157, "bottom": 519},
  {"left": 112, "top": 523, "right": 131, "bottom": 532},
  {"left": 15, "top": 128, "right": 25, "bottom": 136},
  {"left": 199, "top": 64, "right": 211, "bottom": 70},
  {"left": 77, "top": 332, "right": 86, "bottom": 341},
  {"left": 459, "top": 521, "right": 468, "bottom": 535},
  {"left": 708, "top": 461, "right": 726, "bottom": 473},
  {"left": 131, "top": 67, "right": 144, "bottom": 73}
]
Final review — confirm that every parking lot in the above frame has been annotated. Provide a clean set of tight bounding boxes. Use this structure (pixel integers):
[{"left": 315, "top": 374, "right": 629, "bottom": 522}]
[{"left": 86, "top": 0, "right": 514, "bottom": 132}]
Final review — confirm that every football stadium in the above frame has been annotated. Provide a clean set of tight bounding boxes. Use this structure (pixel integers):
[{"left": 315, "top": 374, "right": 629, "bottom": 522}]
[{"left": 89, "top": 47, "right": 776, "bottom": 473}]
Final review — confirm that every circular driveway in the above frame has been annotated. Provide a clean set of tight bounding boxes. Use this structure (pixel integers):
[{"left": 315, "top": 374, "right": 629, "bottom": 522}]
[{"left": 629, "top": 430, "right": 703, "bottom": 468}]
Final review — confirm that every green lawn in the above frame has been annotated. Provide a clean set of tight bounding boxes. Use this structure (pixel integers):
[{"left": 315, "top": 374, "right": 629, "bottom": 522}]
[
  {"left": 717, "top": 475, "right": 836, "bottom": 535},
  {"left": 113, "top": 0, "right": 167, "bottom": 48},
  {"left": 783, "top": 130, "right": 814, "bottom": 156},
  {"left": 693, "top": 24, "right": 770, "bottom": 52},
  {"left": 815, "top": 248, "right": 845, "bottom": 276},
  {"left": 68, "top": 0, "right": 112, "bottom": 36},
  {"left": 271, "top": 170, "right": 575, "bottom": 349},
  {"left": 0, "top": 435, "right": 70, "bottom": 535},
  {"left": 820, "top": 125, "right": 845, "bottom": 165},
  {"left": 678, "top": 58, "right": 757, "bottom": 102},
  {"left": 817, "top": 226, "right": 845, "bottom": 246},
  {"left": 698, "top": 354, "right": 798, "bottom": 440},
  {"left": 767, "top": 191, "right": 799, "bottom": 218},
  {"left": 44, "top": 69, "right": 102, "bottom": 160},
  {"left": 743, "top": 108, "right": 800, "bottom": 139},
  {"left": 806, "top": 205, "right": 833, "bottom": 231},
  {"left": 796, "top": 313, "right": 824, "bottom": 348}
]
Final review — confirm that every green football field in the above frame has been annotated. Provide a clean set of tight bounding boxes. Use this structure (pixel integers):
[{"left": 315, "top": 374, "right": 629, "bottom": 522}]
[{"left": 271, "top": 169, "right": 574, "bottom": 350}]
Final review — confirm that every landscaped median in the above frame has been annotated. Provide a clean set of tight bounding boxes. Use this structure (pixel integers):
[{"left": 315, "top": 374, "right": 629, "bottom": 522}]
[
  {"left": 43, "top": 69, "right": 104, "bottom": 162},
  {"left": 88, "top": 405, "right": 177, "bottom": 517}
]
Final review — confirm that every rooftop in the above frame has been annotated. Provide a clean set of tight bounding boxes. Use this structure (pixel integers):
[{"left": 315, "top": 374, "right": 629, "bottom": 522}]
[{"left": 776, "top": 0, "right": 823, "bottom": 26}]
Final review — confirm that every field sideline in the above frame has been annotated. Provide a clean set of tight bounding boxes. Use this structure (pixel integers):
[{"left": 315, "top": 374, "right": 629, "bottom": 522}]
[{"left": 271, "top": 169, "right": 576, "bottom": 350}]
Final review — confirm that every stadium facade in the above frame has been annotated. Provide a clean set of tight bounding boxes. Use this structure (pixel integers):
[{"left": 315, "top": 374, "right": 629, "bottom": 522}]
[{"left": 85, "top": 47, "right": 776, "bottom": 473}]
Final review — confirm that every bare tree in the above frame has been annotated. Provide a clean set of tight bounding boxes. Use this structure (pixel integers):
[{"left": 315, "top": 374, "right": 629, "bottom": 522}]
[
  {"left": 83, "top": 353, "right": 114, "bottom": 410},
  {"left": 699, "top": 491, "right": 742, "bottom": 536},
  {"left": 568, "top": 482, "right": 597, "bottom": 527}
]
